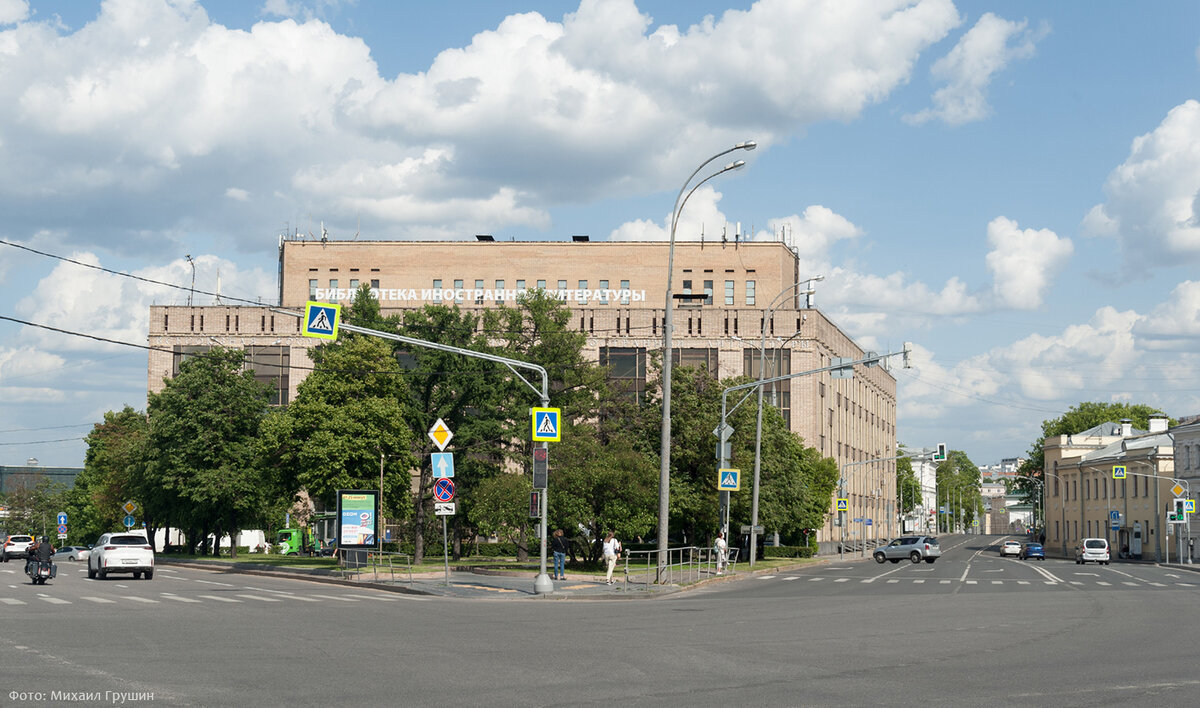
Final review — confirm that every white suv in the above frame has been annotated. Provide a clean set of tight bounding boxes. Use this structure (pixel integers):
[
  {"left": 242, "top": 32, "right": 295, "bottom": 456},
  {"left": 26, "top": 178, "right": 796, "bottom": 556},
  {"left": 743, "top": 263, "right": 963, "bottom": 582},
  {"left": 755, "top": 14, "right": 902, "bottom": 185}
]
[
  {"left": 2, "top": 535, "right": 34, "bottom": 562},
  {"left": 1075, "top": 537, "right": 1110, "bottom": 565},
  {"left": 88, "top": 532, "right": 155, "bottom": 580}
]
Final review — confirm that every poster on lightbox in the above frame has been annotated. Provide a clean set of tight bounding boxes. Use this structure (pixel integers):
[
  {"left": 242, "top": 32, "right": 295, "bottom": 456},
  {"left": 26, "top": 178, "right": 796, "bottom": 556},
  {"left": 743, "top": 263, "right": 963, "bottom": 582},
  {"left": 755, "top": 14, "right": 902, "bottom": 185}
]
[{"left": 336, "top": 489, "right": 378, "bottom": 548}]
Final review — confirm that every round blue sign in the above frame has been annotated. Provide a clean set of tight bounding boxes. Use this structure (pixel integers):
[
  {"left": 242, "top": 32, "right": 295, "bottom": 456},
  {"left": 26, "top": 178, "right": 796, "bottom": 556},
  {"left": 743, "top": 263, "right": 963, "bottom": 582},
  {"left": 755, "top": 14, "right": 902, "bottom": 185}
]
[
  {"left": 123, "top": 514, "right": 136, "bottom": 528},
  {"left": 433, "top": 478, "right": 456, "bottom": 502}
]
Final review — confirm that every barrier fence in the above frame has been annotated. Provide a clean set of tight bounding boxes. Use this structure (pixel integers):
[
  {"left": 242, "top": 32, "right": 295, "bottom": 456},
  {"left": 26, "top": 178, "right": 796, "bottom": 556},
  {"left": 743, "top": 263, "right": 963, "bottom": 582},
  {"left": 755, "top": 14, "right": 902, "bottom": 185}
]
[
  {"left": 621, "top": 545, "right": 740, "bottom": 588},
  {"left": 337, "top": 549, "right": 413, "bottom": 584}
]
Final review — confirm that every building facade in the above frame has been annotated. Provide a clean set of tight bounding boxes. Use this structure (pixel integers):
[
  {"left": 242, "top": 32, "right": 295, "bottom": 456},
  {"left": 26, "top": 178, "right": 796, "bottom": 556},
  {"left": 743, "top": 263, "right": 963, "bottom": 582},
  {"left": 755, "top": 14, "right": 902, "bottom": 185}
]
[
  {"left": 1042, "top": 419, "right": 1180, "bottom": 561},
  {"left": 148, "top": 237, "right": 898, "bottom": 547}
]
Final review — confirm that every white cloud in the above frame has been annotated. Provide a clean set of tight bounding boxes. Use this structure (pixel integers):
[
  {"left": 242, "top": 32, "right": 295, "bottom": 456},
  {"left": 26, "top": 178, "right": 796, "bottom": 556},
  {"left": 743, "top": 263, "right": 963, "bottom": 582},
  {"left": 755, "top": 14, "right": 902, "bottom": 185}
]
[
  {"left": 984, "top": 216, "right": 1072, "bottom": 310},
  {"left": 0, "top": 0, "right": 27, "bottom": 25},
  {"left": 13, "top": 252, "right": 272, "bottom": 353},
  {"left": 0, "top": 0, "right": 962, "bottom": 254},
  {"left": 1083, "top": 99, "right": 1200, "bottom": 270},
  {"left": 906, "top": 12, "right": 1045, "bottom": 126},
  {"left": 1136, "top": 280, "right": 1200, "bottom": 347}
]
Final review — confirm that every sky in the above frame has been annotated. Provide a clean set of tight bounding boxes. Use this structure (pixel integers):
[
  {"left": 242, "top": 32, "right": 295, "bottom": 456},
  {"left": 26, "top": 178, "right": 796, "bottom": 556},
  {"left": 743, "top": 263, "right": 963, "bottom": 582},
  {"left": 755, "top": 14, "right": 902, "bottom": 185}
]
[{"left": 2, "top": 0, "right": 1200, "bottom": 471}]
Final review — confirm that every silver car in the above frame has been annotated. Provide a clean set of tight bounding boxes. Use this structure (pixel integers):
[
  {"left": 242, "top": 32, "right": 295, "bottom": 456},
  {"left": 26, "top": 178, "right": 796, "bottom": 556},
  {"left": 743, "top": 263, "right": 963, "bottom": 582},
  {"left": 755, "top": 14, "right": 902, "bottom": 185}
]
[{"left": 873, "top": 535, "right": 942, "bottom": 564}]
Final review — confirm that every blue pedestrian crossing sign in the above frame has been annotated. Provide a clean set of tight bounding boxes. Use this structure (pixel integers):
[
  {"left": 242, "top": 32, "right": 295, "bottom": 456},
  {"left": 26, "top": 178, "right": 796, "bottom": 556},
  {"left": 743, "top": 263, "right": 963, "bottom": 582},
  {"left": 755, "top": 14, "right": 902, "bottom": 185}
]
[
  {"left": 718, "top": 468, "right": 741, "bottom": 491},
  {"left": 836, "top": 498, "right": 848, "bottom": 511},
  {"left": 302, "top": 301, "right": 340, "bottom": 340},
  {"left": 531, "top": 407, "right": 561, "bottom": 442},
  {"left": 1112, "top": 465, "right": 1126, "bottom": 479}
]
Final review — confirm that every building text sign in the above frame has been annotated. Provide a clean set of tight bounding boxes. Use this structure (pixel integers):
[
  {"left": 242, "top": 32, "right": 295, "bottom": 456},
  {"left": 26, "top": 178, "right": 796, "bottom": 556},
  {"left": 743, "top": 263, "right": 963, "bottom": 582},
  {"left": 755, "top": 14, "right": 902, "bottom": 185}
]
[{"left": 313, "top": 287, "right": 647, "bottom": 305}]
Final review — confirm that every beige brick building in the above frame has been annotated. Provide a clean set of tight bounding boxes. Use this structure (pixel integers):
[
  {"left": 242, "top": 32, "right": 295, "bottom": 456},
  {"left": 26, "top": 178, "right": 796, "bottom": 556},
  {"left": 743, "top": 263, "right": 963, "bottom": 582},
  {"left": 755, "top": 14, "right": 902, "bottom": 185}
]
[{"left": 148, "top": 237, "right": 898, "bottom": 547}]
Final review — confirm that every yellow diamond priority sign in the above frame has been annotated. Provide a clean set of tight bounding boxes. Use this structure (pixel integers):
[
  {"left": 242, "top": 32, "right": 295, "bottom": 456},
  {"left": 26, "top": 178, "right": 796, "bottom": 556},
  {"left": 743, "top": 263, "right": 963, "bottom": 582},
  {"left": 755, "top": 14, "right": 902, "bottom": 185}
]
[
  {"left": 122, "top": 500, "right": 137, "bottom": 515},
  {"left": 428, "top": 418, "right": 453, "bottom": 451},
  {"left": 1172, "top": 483, "right": 1185, "bottom": 498}
]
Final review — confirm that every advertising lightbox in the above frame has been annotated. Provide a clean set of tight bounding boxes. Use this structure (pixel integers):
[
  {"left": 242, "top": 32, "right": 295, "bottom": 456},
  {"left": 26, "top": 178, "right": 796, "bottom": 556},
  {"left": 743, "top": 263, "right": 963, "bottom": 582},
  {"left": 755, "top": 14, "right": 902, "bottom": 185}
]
[{"left": 336, "top": 489, "right": 379, "bottom": 549}]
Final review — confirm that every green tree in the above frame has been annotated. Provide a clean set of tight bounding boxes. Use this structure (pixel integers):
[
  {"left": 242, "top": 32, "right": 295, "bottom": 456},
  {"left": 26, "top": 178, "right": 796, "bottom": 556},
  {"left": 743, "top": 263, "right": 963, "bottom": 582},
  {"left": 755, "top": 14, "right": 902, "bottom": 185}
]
[
  {"left": 896, "top": 455, "right": 920, "bottom": 517},
  {"left": 75, "top": 406, "right": 150, "bottom": 541},
  {"left": 935, "top": 449, "right": 980, "bottom": 532},
  {"left": 145, "top": 348, "right": 275, "bottom": 557},
  {"left": 261, "top": 334, "right": 416, "bottom": 523}
]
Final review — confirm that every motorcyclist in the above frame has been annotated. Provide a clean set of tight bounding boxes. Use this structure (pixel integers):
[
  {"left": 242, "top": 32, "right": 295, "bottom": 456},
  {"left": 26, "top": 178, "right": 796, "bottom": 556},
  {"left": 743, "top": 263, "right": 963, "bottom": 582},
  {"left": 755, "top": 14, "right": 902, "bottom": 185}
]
[{"left": 27, "top": 536, "right": 53, "bottom": 576}]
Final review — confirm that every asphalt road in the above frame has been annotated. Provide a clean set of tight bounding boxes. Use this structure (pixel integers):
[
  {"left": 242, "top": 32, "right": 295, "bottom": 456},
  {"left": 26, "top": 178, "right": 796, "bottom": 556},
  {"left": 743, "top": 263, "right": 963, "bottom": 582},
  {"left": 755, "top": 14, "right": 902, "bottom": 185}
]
[{"left": 2, "top": 535, "right": 1198, "bottom": 707}]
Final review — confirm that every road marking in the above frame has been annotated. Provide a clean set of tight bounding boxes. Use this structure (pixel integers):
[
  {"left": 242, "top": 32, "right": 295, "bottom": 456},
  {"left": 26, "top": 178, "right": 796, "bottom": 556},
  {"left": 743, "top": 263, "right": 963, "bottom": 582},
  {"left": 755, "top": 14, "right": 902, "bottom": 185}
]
[
  {"left": 1122, "top": 582, "right": 1139, "bottom": 587},
  {"left": 1179, "top": 583, "right": 1196, "bottom": 587},
  {"left": 1017, "top": 581, "right": 1029, "bottom": 585},
  {"left": 757, "top": 575, "right": 777, "bottom": 580},
  {"left": 965, "top": 580, "right": 977, "bottom": 585},
  {"left": 940, "top": 580, "right": 951, "bottom": 584},
  {"left": 197, "top": 594, "right": 242, "bottom": 603},
  {"left": 860, "top": 578, "right": 874, "bottom": 583},
  {"left": 1096, "top": 581, "right": 1111, "bottom": 586},
  {"left": 991, "top": 580, "right": 1003, "bottom": 585},
  {"left": 782, "top": 577, "right": 800, "bottom": 581},
  {"left": 1069, "top": 581, "right": 1082, "bottom": 585},
  {"left": 914, "top": 579, "right": 925, "bottom": 584},
  {"left": 80, "top": 596, "right": 116, "bottom": 604},
  {"left": 234, "top": 594, "right": 280, "bottom": 602},
  {"left": 807, "top": 577, "right": 823, "bottom": 582},
  {"left": 0, "top": 598, "right": 26, "bottom": 605},
  {"left": 194, "top": 579, "right": 235, "bottom": 587},
  {"left": 311, "top": 594, "right": 359, "bottom": 602},
  {"left": 344, "top": 594, "right": 399, "bottom": 602},
  {"left": 39, "top": 596, "right": 70, "bottom": 604},
  {"left": 833, "top": 578, "right": 849, "bottom": 583},
  {"left": 1149, "top": 582, "right": 1166, "bottom": 587},
  {"left": 1165, "top": 573, "right": 1181, "bottom": 578},
  {"left": 160, "top": 593, "right": 201, "bottom": 603},
  {"left": 123, "top": 597, "right": 158, "bottom": 603},
  {"left": 886, "top": 579, "right": 899, "bottom": 584}
]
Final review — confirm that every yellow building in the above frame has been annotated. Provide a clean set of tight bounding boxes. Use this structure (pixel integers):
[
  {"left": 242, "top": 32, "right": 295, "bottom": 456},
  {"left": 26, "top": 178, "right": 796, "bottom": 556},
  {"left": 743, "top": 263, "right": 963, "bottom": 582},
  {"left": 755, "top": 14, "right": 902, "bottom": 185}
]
[
  {"left": 148, "top": 236, "right": 898, "bottom": 548},
  {"left": 1042, "top": 418, "right": 1178, "bottom": 560}
]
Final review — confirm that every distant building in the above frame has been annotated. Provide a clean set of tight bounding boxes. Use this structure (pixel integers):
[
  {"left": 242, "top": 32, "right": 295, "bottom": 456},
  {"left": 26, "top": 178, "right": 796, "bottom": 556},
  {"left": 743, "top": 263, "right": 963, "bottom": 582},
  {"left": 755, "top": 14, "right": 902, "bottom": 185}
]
[{"left": 0, "top": 461, "right": 82, "bottom": 494}]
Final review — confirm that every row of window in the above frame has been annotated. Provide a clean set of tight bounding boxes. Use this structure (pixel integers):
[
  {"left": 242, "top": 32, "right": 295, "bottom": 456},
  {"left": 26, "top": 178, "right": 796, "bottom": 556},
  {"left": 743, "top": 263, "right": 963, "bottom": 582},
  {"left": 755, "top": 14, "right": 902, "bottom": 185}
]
[
  {"left": 307, "top": 278, "right": 760, "bottom": 306},
  {"left": 1051, "top": 473, "right": 1151, "bottom": 499},
  {"left": 1051, "top": 519, "right": 1153, "bottom": 542},
  {"left": 172, "top": 345, "right": 291, "bottom": 406}
]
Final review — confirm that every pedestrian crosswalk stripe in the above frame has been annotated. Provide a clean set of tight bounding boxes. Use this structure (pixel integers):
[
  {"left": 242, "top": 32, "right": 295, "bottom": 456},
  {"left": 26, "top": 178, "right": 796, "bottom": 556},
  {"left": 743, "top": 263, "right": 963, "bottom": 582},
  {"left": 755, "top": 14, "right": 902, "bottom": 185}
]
[
  {"left": 311, "top": 594, "right": 359, "bottom": 602},
  {"left": 234, "top": 594, "right": 279, "bottom": 602},
  {"left": 1122, "top": 582, "right": 1139, "bottom": 586},
  {"left": 965, "top": 580, "right": 977, "bottom": 584},
  {"left": 344, "top": 593, "right": 399, "bottom": 601},
  {"left": 198, "top": 594, "right": 242, "bottom": 603},
  {"left": 81, "top": 596, "right": 115, "bottom": 604},
  {"left": 1096, "top": 581, "right": 1111, "bottom": 586},
  {"left": 781, "top": 577, "right": 800, "bottom": 582},
  {"left": 886, "top": 579, "right": 899, "bottom": 584},
  {"left": 39, "top": 597, "right": 69, "bottom": 604},
  {"left": 123, "top": 596, "right": 158, "bottom": 603},
  {"left": 160, "top": 593, "right": 201, "bottom": 603},
  {"left": 913, "top": 579, "right": 925, "bottom": 584},
  {"left": 940, "top": 580, "right": 951, "bottom": 584},
  {"left": 756, "top": 575, "right": 776, "bottom": 580},
  {"left": 834, "top": 578, "right": 849, "bottom": 583},
  {"left": 0, "top": 598, "right": 25, "bottom": 605},
  {"left": 1179, "top": 583, "right": 1195, "bottom": 587},
  {"left": 808, "top": 577, "right": 823, "bottom": 581}
]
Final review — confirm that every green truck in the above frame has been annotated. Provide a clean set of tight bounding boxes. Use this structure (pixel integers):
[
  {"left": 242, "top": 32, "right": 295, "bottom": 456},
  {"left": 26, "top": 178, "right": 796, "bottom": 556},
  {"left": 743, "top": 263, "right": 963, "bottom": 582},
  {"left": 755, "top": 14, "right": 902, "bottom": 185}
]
[{"left": 275, "top": 513, "right": 336, "bottom": 556}]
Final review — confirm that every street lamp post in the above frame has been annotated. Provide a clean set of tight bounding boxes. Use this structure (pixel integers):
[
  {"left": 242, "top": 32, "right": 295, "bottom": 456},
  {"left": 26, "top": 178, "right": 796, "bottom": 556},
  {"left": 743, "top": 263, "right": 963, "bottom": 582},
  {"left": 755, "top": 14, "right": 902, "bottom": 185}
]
[
  {"left": 748, "top": 278, "right": 822, "bottom": 566},
  {"left": 659, "top": 141, "right": 756, "bottom": 565}
]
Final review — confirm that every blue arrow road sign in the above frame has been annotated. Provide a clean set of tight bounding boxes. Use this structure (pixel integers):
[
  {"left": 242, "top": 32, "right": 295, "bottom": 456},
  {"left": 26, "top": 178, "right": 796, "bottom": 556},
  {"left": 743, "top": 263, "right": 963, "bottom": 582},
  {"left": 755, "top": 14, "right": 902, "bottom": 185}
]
[
  {"left": 123, "top": 514, "right": 136, "bottom": 528},
  {"left": 56, "top": 512, "right": 68, "bottom": 525},
  {"left": 432, "top": 452, "right": 455, "bottom": 478}
]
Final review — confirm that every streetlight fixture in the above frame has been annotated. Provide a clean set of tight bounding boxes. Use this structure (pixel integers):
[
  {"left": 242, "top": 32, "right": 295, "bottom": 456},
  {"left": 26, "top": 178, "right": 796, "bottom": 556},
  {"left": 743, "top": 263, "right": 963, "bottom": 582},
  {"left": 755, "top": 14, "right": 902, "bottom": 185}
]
[{"left": 658, "top": 141, "right": 756, "bottom": 563}]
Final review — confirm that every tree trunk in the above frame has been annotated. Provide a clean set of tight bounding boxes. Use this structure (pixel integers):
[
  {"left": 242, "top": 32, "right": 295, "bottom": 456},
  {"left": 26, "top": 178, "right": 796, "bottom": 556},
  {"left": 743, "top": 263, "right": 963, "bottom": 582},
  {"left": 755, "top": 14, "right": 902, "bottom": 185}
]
[
  {"left": 413, "top": 471, "right": 428, "bottom": 565},
  {"left": 451, "top": 516, "right": 462, "bottom": 561},
  {"left": 516, "top": 526, "right": 529, "bottom": 563},
  {"left": 227, "top": 509, "right": 237, "bottom": 559}
]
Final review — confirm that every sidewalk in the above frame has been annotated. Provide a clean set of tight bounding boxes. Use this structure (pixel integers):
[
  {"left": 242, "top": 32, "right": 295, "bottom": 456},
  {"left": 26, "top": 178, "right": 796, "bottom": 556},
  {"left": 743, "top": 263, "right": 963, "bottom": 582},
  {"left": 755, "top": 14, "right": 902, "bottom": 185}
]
[{"left": 159, "top": 557, "right": 697, "bottom": 599}]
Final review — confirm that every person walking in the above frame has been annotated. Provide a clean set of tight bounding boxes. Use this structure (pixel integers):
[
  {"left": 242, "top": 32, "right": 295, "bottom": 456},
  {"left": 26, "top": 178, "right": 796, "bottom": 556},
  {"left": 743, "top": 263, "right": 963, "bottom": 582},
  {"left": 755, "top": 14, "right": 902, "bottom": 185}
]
[
  {"left": 714, "top": 531, "right": 728, "bottom": 575},
  {"left": 551, "top": 529, "right": 569, "bottom": 580},
  {"left": 602, "top": 532, "right": 621, "bottom": 585}
]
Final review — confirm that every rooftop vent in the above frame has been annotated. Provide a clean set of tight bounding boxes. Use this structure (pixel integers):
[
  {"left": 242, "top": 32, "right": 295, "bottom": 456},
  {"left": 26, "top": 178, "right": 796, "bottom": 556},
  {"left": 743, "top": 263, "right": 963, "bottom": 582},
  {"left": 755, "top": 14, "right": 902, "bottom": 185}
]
[
  {"left": 572, "top": 235, "right": 589, "bottom": 242},
  {"left": 475, "top": 234, "right": 494, "bottom": 242}
]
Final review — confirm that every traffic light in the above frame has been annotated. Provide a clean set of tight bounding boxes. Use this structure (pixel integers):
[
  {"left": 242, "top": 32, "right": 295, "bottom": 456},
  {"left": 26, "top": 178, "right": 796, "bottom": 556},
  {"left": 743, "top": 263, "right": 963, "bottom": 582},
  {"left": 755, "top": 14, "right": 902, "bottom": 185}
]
[
  {"left": 933, "top": 443, "right": 947, "bottom": 461},
  {"left": 1171, "top": 498, "right": 1187, "bottom": 522}
]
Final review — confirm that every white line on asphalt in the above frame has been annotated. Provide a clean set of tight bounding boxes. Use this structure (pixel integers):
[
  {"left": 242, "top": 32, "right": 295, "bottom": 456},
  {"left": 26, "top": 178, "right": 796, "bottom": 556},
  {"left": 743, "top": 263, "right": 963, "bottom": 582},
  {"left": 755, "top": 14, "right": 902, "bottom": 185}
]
[
  {"left": 965, "top": 580, "right": 977, "bottom": 585},
  {"left": 1096, "top": 581, "right": 1111, "bottom": 586},
  {"left": 39, "top": 596, "right": 69, "bottom": 604},
  {"left": 1069, "top": 581, "right": 1082, "bottom": 585},
  {"left": 0, "top": 598, "right": 25, "bottom": 605},
  {"left": 123, "top": 597, "right": 158, "bottom": 603},
  {"left": 807, "top": 577, "right": 823, "bottom": 582},
  {"left": 1150, "top": 582, "right": 1166, "bottom": 587},
  {"left": 80, "top": 596, "right": 116, "bottom": 604},
  {"left": 833, "top": 578, "right": 849, "bottom": 583},
  {"left": 311, "top": 594, "right": 359, "bottom": 602},
  {"left": 886, "top": 579, "right": 899, "bottom": 584},
  {"left": 193, "top": 579, "right": 235, "bottom": 587},
  {"left": 343, "top": 594, "right": 399, "bottom": 602},
  {"left": 991, "top": 580, "right": 1003, "bottom": 585},
  {"left": 197, "top": 595, "right": 241, "bottom": 603},
  {"left": 159, "top": 593, "right": 201, "bottom": 603},
  {"left": 914, "top": 579, "right": 925, "bottom": 584},
  {"left": 1027, "top": 563, "right": 1063, "bottom": 584},
  {"left": 782, "top": 577, "right": 799, "bottom": 581},
  {"left": 1017, "top": 581, "right": 1029, "bottom": 585},
  {"left": 940, "top": 580, "right": 951, "bottom": 584},
  {"left": 1179, "top": 583, "right": 1195, "bottom": 587},
  {"left": 1122, "top": 582, "right": 1139, "bottom": 586},
  {"left": 234, "top": 594, "right": 280, "bottom": 602},
  {"left": 757, "top": 575, "right": 777, "bottom": 580}
]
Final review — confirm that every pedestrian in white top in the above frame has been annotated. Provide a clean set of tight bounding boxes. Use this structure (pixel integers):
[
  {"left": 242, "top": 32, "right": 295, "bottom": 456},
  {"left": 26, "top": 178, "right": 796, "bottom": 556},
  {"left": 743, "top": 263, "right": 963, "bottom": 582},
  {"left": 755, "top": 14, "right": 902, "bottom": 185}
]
[
  {"left": 714, "top": 531, "right": 728, "bottom": 575},
  {"left": 602, "top": 532, "right": 621, "bottom": 585}
]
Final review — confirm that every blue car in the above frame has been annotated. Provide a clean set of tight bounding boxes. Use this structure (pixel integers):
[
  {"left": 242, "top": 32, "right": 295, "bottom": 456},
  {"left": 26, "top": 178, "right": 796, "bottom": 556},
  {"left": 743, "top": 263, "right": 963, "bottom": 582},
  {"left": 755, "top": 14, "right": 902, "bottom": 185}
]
[{"left": 1019, "top": 542, "right": 1045, "bottom": 561}]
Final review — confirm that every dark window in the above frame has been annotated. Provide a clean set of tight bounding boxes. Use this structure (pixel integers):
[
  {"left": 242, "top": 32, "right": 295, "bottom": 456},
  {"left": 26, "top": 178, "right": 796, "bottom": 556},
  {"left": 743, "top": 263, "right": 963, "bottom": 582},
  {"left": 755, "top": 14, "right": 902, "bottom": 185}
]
[
  {"left": 672, "top": 348, "right": 719, "bottom": 371},
  {"left": 743, "top": 348, "right": 792, "bottom": 426},
  {"left": 599, "top": 347, "right": 647, "bottom": 403}
]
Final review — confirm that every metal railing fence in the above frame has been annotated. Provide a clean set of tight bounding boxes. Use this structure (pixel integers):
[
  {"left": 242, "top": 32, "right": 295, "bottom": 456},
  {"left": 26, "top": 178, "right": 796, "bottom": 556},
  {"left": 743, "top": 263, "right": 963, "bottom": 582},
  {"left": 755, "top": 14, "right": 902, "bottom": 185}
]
[
  {"left": 621, "top": 545, "right": 740, "bottom": 588},
  {"left": 336, "top": 549, "right": 413, "bottom": 584}
]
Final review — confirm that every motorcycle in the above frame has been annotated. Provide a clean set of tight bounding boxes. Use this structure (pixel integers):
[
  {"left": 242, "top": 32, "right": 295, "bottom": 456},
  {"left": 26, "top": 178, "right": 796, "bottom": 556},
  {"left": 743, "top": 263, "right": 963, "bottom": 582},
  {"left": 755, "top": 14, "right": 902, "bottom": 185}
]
[{"left": 25, "top": 559, "right": 56, "bottom": 585}]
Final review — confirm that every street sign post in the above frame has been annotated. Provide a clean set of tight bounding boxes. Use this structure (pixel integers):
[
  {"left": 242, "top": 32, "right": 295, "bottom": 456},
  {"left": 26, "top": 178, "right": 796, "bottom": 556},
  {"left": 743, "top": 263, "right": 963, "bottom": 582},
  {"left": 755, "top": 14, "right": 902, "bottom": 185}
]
[
  {"left": 531, "top": 407, "right": 561, "bottom": 442},
  {"left": 428, "top": 418, "right": 453, "bottom": 451},
  {"left": 433, "top": 478, "right": 456, "bottom": 503},
  {"left": 1113, "top": 465, "right": 1126, "bottom": 479},
  {"left": 302, "top": 301, "right": 340, "bottom": 339},
  {"left": 717, "top": 468, "right": 741, "bottom": 492},
  {"left": 123, "top": 515, "right": 136, "bottom": 528},
  {"left": 431, "top": 452, "right": 455, "bottom": 478}
]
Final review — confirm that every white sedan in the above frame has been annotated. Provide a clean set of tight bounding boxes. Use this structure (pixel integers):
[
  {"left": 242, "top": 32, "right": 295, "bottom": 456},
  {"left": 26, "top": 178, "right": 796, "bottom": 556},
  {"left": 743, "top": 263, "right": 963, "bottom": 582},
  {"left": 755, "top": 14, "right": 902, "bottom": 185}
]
[
  {"left": 88, "top": 532, "right": 154, "bottom": 580},
  {"left": 999, "top": 540, "right": 1023, "bottom": 557},
  {"left": 52, "top": 545, "right": 91, "bottom": 562}
]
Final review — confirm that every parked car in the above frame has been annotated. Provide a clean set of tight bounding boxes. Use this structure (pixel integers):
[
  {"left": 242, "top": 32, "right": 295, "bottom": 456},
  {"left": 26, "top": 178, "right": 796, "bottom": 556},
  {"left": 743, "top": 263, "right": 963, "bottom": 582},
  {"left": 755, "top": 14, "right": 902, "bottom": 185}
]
[
  {"left": 873, "top": 536, "right": 941, "bottom": 564},
  {"left": 1019, "top": 542, "right": 1045, "bottom": 561},
  {"left": 53, "top": 545, "right": 91, "bottom": 562},
  {"left": 1, "top": 534, "right": 34, "bottom": 562},
  {"left": 1075, "top": 537, "right": 1110, "bottom": 565},
  {"left": 88, "top": 532, "right": 154, "bottom": 579},
  {"left": 999, "top": 540, "right": 1022, "bottom": 557}
]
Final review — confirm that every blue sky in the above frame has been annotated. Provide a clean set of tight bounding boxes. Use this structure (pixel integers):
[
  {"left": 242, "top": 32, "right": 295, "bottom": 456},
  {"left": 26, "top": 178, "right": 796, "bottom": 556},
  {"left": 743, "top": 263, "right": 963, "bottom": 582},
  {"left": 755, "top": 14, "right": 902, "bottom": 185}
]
[{"left": 3, "top": 0, "right": 1200, "bottom": 470}]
